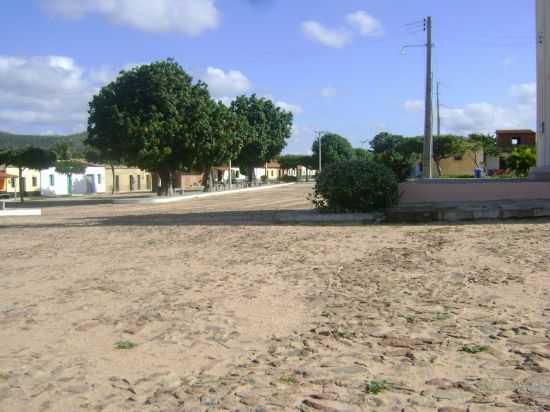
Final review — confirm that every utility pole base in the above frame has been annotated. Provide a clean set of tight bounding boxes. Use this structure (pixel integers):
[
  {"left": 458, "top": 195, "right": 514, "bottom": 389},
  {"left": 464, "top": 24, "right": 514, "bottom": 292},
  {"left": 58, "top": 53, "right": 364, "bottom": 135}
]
[{"left": 529, "top": 166, "right": 550, "bottom": 181}]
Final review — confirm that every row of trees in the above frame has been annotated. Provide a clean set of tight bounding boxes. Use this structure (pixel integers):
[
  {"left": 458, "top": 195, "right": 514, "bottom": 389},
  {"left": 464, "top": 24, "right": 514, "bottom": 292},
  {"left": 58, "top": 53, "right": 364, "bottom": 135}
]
[{"left": 86, "top": 59, "right": 293, "bottom": 195}]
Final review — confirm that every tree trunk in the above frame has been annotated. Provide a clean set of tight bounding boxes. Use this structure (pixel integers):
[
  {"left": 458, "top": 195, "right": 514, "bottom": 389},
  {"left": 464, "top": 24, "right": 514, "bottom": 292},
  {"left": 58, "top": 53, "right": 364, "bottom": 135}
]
[
  {"left": 203, "top": 167, "right": 214, "bottom": 192},
  {"left": 18, "top": 167, "right": 24, "bottom": 203},
  {"left": 434, "top": 160, "right": 443, "bottom": 177},
  {"left": 158, "top": 170, "right": 174, "bottom": 196},
  {"left": 110, "top": 163, "right": 116, "bottom": 195},
  {"left": 306, "top": 168, "right": 309, "bottom": 182}
]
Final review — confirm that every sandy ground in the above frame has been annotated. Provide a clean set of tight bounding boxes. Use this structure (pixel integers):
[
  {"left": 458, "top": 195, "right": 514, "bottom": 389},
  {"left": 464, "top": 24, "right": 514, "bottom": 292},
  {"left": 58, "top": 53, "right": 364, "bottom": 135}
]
[{"left": 1, "top": 183, "right": 550, "bottom": 412}]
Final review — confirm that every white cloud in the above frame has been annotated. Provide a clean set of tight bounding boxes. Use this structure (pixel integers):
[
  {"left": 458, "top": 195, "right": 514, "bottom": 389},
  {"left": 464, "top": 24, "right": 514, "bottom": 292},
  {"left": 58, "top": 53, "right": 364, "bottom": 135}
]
[
  {"left": 40, "top": 0, "right": 220, "bottom": 36},
  {"left": 0, "top": 55, "right": 106, "bottom": 133},
  {"left": 347, "top": 11, "right": 383, "bottom": 36},
  {"left": 403, "top": 83, "right": 536, "bottom": 135},
  {"left": 201, "top": 67, "right": 252, "bottom": 99},
  {"left": 276, "top": 101, "right": 303, "bottom": 115},
  {"left": 403, "top": 99, "right": 424, "bottom": 112},
  {"left": 301, "top": 21, "right": 351, "bottom": 48},
  {"left": 320, "top": 87, "right": 337, "bottom": 98}
]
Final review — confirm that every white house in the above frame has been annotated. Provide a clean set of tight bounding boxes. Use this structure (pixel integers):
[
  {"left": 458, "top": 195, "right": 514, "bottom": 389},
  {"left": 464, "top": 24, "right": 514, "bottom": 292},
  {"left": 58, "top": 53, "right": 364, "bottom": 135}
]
[{"left": 40, "top": 166, "right": 106, "bottom": 196}]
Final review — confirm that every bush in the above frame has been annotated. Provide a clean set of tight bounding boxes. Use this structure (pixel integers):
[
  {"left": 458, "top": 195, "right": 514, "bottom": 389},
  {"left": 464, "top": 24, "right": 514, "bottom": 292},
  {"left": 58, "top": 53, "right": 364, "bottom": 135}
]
[{"left": 312, "top": 160, "right": 399, "bottom": 212}]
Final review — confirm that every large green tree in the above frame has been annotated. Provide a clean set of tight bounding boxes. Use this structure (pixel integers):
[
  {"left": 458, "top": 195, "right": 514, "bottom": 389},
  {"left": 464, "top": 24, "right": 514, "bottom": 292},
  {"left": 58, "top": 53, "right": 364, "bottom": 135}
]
[
  {"left": 230, "top": 94, "right": 293, "bottom": 181},
  {"left": 0, "top": 147, "right": 56, "bottom": 202},
  {"left": 311, "top": 133, "right": 354, "bottom": 170},
  {"left": 87, "top": 59, "right": 212, "bottom": 196},
  {"left": 196, "top": 101, "right": 249, "bottom": 191}
]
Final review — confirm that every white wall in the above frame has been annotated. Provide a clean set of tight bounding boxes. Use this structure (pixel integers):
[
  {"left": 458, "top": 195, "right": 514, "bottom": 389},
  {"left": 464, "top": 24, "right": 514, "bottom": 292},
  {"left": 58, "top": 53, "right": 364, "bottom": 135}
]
[{"left": 40, "top": 166, "right": 106, "bottom": 196}]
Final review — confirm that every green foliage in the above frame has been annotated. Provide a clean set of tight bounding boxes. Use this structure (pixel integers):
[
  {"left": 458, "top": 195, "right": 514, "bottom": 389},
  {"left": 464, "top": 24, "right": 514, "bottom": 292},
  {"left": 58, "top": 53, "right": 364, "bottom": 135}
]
[
  {"left": 87, "top": 59, "right": 213, "bottom": 195},
  {"left": 353, "top": 147, "right": 373, "bottom": 161},
  {"left": 370, "top": 133, "right": 422, "bottom": 182},
  {"left": 367, "top": 380, "right": 388, "bottom": 394},
  {"left": 461, "top": 344, "right": 490, "bottom": 354},
  {"left": 0, "top": 147, "right": 57, "bottom": 170},
  {"left": 55, "top": 160, "right": 87, "bottom": 176},
  {"left": 468, "top": 133, "right": 498, "bottom": 157},
  {"left": 277, "top": 154, "right": 304, "bottom": 170},
  {"left": 312, "top": 159, "right": 399, "bottom": 212},
  {"left": 231, "top": 94, "right": 293, "bottom": 180},
  {"left": 114, "top": 340, "right": 138, "bottom": 350},
  {"left": 311, "top": 133, "right": 354, "bottom": 168},
  {"left": 508, "top": 147, "right": 536, "bottom": 177}
]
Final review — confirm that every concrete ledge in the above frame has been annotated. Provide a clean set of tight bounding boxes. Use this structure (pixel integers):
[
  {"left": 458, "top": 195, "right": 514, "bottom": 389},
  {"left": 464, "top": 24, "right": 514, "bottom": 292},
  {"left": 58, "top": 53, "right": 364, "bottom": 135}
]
[
  {"left": 0, "top": 209, "right": 42, "bottom": 217},
  {"left": 400, "top": 179, "right": 550, "bottom": 204},
  {"left": 112, "top": 183, "right": 296, "bottom": 205},
  {"left": 387, "top": 199, "right": 550, "bottom": 223}
]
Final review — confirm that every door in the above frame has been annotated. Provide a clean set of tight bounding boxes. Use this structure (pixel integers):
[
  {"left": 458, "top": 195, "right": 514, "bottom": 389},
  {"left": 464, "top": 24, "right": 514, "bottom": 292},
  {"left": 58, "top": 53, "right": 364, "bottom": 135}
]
[
  {"left": 86, "top": 174, "right": 95, "bottom": 193},
  {"left": 67, "top": 175, "right": 72, "bottom": 194}
]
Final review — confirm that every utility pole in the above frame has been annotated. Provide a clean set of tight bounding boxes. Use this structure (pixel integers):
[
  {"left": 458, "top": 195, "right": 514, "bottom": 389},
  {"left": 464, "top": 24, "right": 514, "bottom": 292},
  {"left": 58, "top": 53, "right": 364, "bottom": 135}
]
[
  {"left": 228, "top": 159, "right": 232, "bottom": 191},
  {"left": 436, "top": 81, "right": 441, "bottom": 138},
  {"left": 422, "top": 16, "right": 434, "bottom": 178},
  {"left": 316, "top": 131, "right": 323, "bottom": 173}
]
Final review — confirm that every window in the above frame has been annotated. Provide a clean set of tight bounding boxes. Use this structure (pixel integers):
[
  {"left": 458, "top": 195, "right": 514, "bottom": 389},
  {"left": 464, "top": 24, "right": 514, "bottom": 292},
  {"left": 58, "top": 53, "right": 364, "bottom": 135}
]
[
  {"left": 512, "top": 137, "right": 520, "bottom": 145},
  {"left": 32, "top": 177, "right": 37, "bottom": 187},
  {"left": 49, "top": 174, "right": 55, "bottom": 186},
  {"left": 97, "top": 174, "right": 102, "bottom": 185},
  {"left": 453, "top": 155, "right": 463, "bottom": 161},
  {"left": 270, "top": 170, "right": 274, "bottom": 177},
  {"left": 137, "top": 175, "right": 141, "bottom": 190},
  {"left": 10, "top": 177, "right": 16, "bottom": 188},
  {"left": 115, "top": 175, "right": 120, "bottom": 191}
]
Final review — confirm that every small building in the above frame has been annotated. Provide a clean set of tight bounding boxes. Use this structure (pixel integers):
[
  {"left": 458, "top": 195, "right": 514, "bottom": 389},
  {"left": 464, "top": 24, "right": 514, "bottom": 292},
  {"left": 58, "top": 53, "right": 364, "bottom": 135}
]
[
  {"left": 105, "top": 166, "right": 152, "bottom": 194},
  {"left": 488, "top": 129, "right": 537, "bottom": 173},
  {"left": 40, "top": 165, "right": 106, "bottom": 196},
  {"left": 0, "top": 170, "right": 16, "bottom": 193},
  {"left": 3, "top": 167, "right": 42, "bottom": 196},
  {"left": 253, "top": 161, "right": 282, "bottom": 181},
  {"left": 496, "top": 129, "right": 536, "bottom": 148}
]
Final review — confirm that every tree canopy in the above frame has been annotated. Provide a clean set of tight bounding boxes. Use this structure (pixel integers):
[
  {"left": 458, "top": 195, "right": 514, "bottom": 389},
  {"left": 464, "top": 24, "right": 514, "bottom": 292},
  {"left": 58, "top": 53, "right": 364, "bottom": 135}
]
[
  {"left": 433, "top": 135, "right": 467, "bottom": 176},
  {"left": 87, "top": 59, "right": 213, "bottom": 195},
  {"left": 311, "top": 133, "right": 354, "bottom": 168},
  {"left": 370, "top": 132, "right": 422, "bottom": 181},
  {"left": 231, "top": 94, "right": 293, "bottom": 180}
]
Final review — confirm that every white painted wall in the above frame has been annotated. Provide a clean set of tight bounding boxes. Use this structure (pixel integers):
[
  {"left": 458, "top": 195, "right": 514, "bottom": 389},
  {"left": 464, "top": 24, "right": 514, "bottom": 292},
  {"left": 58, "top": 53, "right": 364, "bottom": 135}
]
[{"left": 40, "top": 166, "right": 106, "bottom": 196}]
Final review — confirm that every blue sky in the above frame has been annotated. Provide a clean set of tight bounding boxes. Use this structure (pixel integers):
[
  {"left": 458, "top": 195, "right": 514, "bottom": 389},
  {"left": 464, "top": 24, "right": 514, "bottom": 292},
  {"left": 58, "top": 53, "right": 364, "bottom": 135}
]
[{"left": 0, "top": 0, "right": 536, "bottom": 153}]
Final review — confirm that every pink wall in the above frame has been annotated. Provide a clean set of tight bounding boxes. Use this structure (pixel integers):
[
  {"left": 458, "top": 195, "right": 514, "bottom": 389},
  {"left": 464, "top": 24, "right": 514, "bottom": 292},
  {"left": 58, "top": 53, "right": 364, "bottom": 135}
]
[{"left": 399, "top": 180, "right": 550, "bottom": 204}]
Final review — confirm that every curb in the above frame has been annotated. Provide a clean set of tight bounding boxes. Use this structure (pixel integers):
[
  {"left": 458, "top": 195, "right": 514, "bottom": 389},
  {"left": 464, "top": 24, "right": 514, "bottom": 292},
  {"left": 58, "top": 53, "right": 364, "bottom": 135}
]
[
  {"left": 112, "top": 183, "right": 297, "bottom": 205},
  {"left": 0, "top": 209, "right": 42, "bottom": 217}
]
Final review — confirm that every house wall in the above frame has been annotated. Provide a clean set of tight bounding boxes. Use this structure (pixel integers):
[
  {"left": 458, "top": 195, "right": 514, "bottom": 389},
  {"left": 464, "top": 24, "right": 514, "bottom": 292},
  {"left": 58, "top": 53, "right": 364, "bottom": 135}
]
[
  {"left": 496, "top": 130, "right": 536, "bottom": 147},
  {"left": 40, "top": 167, "right": 106, "bottom": 196},
  {"left": 400, "top": 179, "right": 550, "bottom": 204},
  {"left": 5, "top": 167, "right": 41, "bottom": 194},
  {"left": 436, "top": 150, "right": 482, "bottom": 177},
  {"left": 105, "top": 167, "right": 152, "bottom": 193}
]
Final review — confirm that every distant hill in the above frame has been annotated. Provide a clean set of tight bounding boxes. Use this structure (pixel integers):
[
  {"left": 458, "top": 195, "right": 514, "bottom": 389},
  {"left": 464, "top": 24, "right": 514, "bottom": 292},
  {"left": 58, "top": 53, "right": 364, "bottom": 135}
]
[{"left": 0, "top": 131, "right": 87, "bottom": 151}]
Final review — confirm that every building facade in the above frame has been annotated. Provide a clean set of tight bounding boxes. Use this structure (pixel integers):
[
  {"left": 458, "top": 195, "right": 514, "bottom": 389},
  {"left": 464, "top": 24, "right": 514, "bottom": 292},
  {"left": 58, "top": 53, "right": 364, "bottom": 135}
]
[
  {"left": 4, "top": 167, "right": 42, "bottom": 195},
  {"left": 40, "top": 166, "right": 106, "bottom": 196},
  {"left": 105, "top": 166, "right": 152, "bottom": 194}
]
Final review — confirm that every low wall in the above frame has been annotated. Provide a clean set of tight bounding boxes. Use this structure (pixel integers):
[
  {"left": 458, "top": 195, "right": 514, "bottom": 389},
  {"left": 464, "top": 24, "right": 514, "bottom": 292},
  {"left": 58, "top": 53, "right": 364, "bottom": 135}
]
[{"left": 399, "top": 179, "right": 550, "bottom": 204}]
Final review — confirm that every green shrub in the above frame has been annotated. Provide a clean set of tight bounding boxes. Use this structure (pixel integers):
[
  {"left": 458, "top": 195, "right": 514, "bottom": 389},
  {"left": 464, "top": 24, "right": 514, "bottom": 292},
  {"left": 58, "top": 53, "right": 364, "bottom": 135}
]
[{"left": 312, "top": 160, "right": 399, "bottom": 212}]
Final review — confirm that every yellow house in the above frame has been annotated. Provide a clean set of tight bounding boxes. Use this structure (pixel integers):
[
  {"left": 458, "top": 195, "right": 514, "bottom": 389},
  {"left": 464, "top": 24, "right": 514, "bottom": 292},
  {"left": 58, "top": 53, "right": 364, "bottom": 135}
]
[
  {"left": 105, "top": 166, "right": 152, "bottom": 193},
  {"left": 3, "top": 166, "right": 41, "bottom": 195},
  {"left": 436, "top": 150, "right": 484, "bottom": 177}
]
